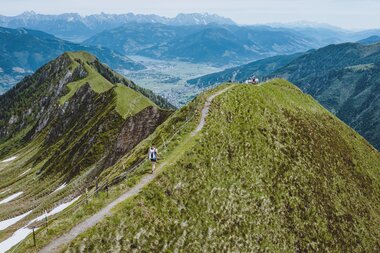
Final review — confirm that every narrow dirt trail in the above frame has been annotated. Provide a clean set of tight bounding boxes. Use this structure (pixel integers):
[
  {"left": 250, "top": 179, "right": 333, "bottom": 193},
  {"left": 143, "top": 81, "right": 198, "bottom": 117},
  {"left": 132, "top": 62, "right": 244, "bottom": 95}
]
[
  {"left": 39, "top": 85, "right": 234, "bottom": 253},
  {"left": 39, "top": 164, "right": 166, "bottom": 253},
  {"left": 192, "top": 85, "right": 234, "bottom": 135}
]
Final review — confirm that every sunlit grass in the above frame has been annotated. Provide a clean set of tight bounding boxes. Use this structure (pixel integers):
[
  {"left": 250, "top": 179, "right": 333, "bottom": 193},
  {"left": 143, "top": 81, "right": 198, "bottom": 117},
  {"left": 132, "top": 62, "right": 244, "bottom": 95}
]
[{"left": 64, "top": 80, "right": 380, "bottom": 252}]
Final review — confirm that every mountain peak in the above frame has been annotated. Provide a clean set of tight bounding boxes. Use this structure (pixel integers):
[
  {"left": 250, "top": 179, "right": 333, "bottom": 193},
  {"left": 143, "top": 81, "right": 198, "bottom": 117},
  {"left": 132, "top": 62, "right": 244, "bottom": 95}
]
[
  {"left": 63, "top": 80, "right": 380, "bottom": 252},
  {"left": 19, "top": 10, "right": 37, "bottom": 17},
  {"left": 64, "top": 51, "right": 97, "bottom": 63},
  {"left": 173, "top": 12, "right": 236, "bottom": 25},
  {"left": 0, "top": 50, "right": 173, "bottom": 179}
]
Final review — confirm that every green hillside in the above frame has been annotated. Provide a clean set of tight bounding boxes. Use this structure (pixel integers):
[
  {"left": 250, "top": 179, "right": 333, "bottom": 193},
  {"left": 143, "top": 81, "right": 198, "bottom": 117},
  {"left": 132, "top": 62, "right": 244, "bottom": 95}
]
[
  {"left": 188, "top": 42, "right": 380, "bottom": 151},
  {"left": 0, "top": 51, "right": 173, "bottom": 245},
  {"left": 271, "top": 43, "right": 380, "bottom": 150},
  {"left": 64, "top": 80, "right": 380, "bottom": 252}
]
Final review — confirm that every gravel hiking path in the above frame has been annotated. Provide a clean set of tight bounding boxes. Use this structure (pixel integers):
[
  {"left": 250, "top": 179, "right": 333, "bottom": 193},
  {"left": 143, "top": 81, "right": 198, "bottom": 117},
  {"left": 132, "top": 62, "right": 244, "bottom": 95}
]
[
  {"left": 192, "top": 85, "right": 235, "bottom": 135},
  {"left": 39, "top": 85, "right": 235, "bottom": 253}
]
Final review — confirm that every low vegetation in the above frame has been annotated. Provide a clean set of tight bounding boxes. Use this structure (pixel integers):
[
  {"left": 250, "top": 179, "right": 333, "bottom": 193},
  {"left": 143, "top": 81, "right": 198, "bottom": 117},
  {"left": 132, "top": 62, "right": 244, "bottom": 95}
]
[
  {"left": 0, "top": 51, "right": 173, "bottom": 251},
  {"left": 64, "top": 80, "right": 380, "bottom": 252}
]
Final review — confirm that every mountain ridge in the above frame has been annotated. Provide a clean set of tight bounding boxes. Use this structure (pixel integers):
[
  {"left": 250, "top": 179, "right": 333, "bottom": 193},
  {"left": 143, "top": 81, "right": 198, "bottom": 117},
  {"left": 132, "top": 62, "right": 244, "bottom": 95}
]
[
  {"left": 59, "top": 80, "right": 380, "bottom": 252},
  {"left": 84, "top": 23, "right": 319, "bottom": 66},
  {"left": 188, "top": 42, "right": 380, "bottom": 150},
  {"left": 0, "top": 52, "right": 174, "bottom": 248},
  {"left": 0, "top": 26, "right": 145, "bottom": 94},
  {"left": 0, "top": 12, "right": 235, "bottom": 41}
]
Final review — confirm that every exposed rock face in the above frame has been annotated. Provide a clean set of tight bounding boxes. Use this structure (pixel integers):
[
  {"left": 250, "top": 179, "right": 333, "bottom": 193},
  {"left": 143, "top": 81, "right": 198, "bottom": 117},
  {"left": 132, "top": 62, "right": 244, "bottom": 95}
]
[
  {"left": 34, "top": 84, "right": 124, "bottom": 179},
  {"left": 0, "top": 53, "right": 83, "bottom": 142},
  {"left": 0, "top": 51, "right": 173, "bottom": 182},
  {"left": 102, "top": 106, "right": 171, "bottom": 169}
]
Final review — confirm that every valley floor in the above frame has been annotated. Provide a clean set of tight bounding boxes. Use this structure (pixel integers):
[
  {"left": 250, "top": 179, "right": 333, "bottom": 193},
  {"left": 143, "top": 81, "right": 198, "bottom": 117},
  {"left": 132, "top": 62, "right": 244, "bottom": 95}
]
[{"left": 123, "top": 56, "right": 226, "bottom": 107}]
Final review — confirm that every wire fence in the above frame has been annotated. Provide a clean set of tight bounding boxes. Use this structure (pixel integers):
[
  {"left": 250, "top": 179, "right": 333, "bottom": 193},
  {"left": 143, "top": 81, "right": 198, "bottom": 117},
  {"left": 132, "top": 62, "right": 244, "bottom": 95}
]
[
  {"left": 9, "top": 81, "right": 236, "bottom": 252},
  {"left": 8, "top": 103, "right": 200, "bottom": 252}
]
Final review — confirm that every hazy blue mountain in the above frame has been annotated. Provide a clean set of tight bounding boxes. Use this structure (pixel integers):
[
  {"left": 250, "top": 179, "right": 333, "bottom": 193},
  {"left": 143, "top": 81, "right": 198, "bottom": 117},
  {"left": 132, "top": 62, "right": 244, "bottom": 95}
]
[
  {"left": 358, "top": 35, "right": 380, "bottom": 45},
  {"left": 187, "top": 53, "right": 303, "bottom": 86},
  {"left": 0, "top": 27, "right": 145, "bottom": 93},
  {"left": 0, "top": 12, "right": 235, "bottom": 42},
  {"left": 143, "top": 26, "right": 316, "bottom": 65},
  {"left": 266, "top": 22, "right": 380, "bottom": 44},
  {"left": 83, "top": 22, "right": 200, "bottom": 55},
  {"left": 85, "top": 23, "right": 319, "bottom": 65},
  {"left": 272, "top": 43, "right": 380, "bottom": 150}
]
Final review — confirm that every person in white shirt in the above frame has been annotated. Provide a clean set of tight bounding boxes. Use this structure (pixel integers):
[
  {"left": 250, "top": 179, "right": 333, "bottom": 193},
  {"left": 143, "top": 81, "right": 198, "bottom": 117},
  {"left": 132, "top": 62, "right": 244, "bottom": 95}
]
[{"left": 148, "top": 145, "right": 158, "bottom": 174}]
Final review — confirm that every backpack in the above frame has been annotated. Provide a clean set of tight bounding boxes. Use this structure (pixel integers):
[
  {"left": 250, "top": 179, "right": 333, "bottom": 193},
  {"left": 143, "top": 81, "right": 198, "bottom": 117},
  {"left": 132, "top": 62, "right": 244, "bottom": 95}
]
[{"left": 149, "top": 148, "right": 156, "bottom": 160}]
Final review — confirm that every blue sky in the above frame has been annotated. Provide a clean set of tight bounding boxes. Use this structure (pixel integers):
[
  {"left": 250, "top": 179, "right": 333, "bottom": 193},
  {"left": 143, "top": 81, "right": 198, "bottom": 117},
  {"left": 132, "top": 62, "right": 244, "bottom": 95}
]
[{"left": 1, "top": 0, "right": 380, "bottom": 30}]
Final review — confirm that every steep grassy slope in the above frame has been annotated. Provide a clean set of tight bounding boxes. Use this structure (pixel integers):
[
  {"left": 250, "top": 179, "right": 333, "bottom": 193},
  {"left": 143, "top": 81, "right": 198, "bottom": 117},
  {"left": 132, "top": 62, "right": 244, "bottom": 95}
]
[
  {"left": 271, "top": 43, "right": 380, "bottom": 150},
  {"left": 189, "top": 42, "right": 380, "bottom": 150},
  {"left": 64, "top": 80, "right": 380, "bottom": 252},
  {"left": 0, "top": 51, "right": 173, "bottom": 245},
  {"left": 10, "top": 82, "right": 207, "bottom": 253}
]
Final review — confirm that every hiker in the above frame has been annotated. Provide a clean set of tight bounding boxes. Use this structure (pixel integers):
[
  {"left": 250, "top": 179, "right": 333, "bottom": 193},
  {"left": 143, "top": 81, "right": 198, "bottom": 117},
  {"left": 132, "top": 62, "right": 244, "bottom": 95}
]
[{"left": 148, "top": 145, "right": 158, "bottom": 174}]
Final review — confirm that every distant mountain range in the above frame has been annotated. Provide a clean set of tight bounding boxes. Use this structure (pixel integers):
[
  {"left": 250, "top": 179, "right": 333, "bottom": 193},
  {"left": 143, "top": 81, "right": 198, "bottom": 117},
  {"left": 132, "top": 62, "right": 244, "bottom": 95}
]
[
  {"left": 84, "top": 23, "right": 322, "bottom": 65},
  {"left": 358, "top": 35, "right": 380, "bottom": 45},
  {"left": 1, "top": 11, "right": 380, "bottom": 67},
  {"left": 0, "top": 27, "right": 145, "bottom": 93},
  {"left": 0, "top": 12, "right": 235, "bottom": 42},
  {"left": 188, "top": 42, "right": 380, "bottom": 150}
]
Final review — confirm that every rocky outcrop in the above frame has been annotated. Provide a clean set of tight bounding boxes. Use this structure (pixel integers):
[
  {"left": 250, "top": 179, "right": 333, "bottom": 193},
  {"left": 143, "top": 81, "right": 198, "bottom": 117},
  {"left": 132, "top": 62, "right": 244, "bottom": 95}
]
[
  {"left": 102, "top": 106, "right": 171, "bottom": 169},
  {"left": 0, "top": 53, "right": 87, "bottom": 143},
  {"left": 0, "top": 51, "right": 174, "bottom": 183}
]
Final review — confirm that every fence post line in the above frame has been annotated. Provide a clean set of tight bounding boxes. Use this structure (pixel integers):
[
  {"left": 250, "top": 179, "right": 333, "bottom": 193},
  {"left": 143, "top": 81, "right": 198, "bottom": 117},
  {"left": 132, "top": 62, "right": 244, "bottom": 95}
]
[
  {"left": 95, "top": 177, "right": 99, "bottom": 197},
  {"left": 161, "top": 136, "right": 166, "bottom": 149},
  {"left": 106, "top": 179, "right": 109, "bottom": 198},
  {"left": 32, "top": 227, "right": 36, "bottom": 246},
  {"left": 85, "top": 188, "right": 88, "bottom": 204},
  {"left": 45, "top": 210, "right": 48, "bottom": 232}
]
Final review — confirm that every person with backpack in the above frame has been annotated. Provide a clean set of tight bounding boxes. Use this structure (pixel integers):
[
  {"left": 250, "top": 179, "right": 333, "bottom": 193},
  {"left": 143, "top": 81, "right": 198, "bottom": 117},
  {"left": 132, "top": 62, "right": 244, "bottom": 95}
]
[{"left": 148, "top": 144, "right": 158, "bottom": 174}]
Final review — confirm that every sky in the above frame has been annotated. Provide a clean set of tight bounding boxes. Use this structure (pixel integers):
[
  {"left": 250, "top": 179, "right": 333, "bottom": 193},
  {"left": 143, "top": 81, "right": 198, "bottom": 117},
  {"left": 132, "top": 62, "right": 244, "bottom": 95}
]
[{"left": 1, "top": 0, "right": 380, "bottom": 30}]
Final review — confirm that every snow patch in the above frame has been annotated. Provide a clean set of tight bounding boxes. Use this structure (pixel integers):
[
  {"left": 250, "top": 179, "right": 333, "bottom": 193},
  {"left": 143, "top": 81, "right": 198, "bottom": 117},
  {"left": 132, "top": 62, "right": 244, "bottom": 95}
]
[
  {"left": 52, "top": 183, "right": 67, "bottom": 193},
  {"left": 0, "top": 196, "right": 81, "bottom": 252},
  {"left": 19, "top": 168, "right": 32, "bottom": 177},
  {"left": 0, "top": 189, "right": 11, "bottom": 195},
  {"left": 0, "top": 192, "right": 23, "bottom": 204},
  {"left": 29, "top": 195, "right": 81, "bottom": 224},
  {"left": 0, "top": 210, "right": 32, "bottom": 231},
  {"left": 0, "top": 227, "right": 37, "bottom": 253},
  {"left": 0, "top": 156, "right": 17, "bottom": 163}
]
